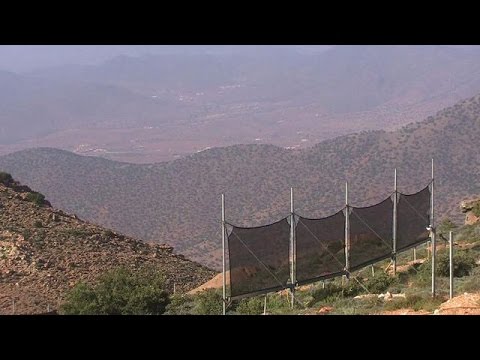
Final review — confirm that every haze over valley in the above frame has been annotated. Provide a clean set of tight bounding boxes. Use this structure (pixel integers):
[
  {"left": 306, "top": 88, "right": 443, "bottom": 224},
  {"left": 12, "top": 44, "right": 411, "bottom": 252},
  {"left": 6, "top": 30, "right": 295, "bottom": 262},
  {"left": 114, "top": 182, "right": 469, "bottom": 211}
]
[{"left": 2, "top": 45, "right": 480, "bottom": 163}]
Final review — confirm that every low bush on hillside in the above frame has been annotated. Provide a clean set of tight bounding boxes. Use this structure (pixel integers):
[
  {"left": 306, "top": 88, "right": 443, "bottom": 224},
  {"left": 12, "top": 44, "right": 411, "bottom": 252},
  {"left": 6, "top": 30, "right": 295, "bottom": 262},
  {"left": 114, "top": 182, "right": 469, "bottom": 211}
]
[
  {"left": 164, "top": 294, "right": 196, "bottom": 315},
  {"left": 236, "top": 296, "right": 264, "bottom": 315},
  {"left": 166, "top": 288, "right": 224, "bottom": 315},
  {"left": 436, "top": 250, "right": 477, "bottom": 277},
  {"left": 472, "top": 202, "right": 480, "bottom": 217},
  {"left": 190, "top": 289, "right": 223, "bottom": 315},
  {"left": 25, "top": 191, "right": 46, "bottom": 206},
  {"left": 60, "top": 266, "right": 170, "bottom": 315},
  {"left": 438, "top": 218, "right": 458, "bottom": 237},
  {"left": 0, "top": 172, "right": 14, "bottom": 186},
  {"left": 383, "top": 293, "right": 445, "bottom": 312},
  {"left": 416, "top": 250, "right": 477, "bottom": 282},
  {"left": 363, "top": 272, "right": 398, "bottom": 293}
]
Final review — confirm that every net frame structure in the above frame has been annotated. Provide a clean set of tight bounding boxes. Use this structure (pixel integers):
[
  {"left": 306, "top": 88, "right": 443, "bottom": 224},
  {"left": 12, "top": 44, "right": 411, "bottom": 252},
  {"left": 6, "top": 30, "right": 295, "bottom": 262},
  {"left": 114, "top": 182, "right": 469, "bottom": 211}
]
[{"left": 221, "top": 165, "right": 435, "bottom": 311}]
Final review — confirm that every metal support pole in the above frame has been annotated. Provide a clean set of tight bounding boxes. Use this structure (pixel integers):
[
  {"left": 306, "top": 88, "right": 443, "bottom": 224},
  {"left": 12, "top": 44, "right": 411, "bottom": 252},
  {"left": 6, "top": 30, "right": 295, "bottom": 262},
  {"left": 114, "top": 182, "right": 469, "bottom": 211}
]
[
  {"left": 413, "top": 247, "right": 416, "bottom": 261},
  {"left": 393, "top": 168, "right": 397, "bottom": 275},
  {"left": 431, "top": 159, "right": 436, "bottom": 298},
  {"left": 263, "top": 295, "right": 267, "bottom": 315},
  {"left": 449, "top": 231, "right": 454, "bottom": 300},
  {"left": 221, "top": 194, "right": 226, "bottom": 315},
  {"left": 345, "top": 182, "right": 350, "bottom": 279},
  {"left": 290, "top": 187, "right": 296, "bottom": 309},
  {"left": 371, "top": 265, "right": 375, "bottom": 277},
  {"left": 12, "top": 299, "right": 15, "bottom": 315}
]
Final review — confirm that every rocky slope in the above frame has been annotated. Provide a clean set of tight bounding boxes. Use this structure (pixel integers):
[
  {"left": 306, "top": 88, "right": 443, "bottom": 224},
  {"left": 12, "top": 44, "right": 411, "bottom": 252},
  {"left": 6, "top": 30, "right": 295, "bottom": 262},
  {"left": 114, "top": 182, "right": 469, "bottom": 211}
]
[{"left": 0, "top": 177, "right": 215, "bottom": 314}]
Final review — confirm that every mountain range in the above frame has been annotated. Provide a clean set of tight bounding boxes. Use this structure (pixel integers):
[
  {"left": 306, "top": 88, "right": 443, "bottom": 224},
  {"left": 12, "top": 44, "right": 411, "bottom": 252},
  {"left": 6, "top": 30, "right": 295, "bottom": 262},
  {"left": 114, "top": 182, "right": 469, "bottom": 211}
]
[
  {"left": 1, "top": 93, "right": 479, "bottom": 269},
  {"left": 2, "top": 45, "right": 480, "bottom": 163}
]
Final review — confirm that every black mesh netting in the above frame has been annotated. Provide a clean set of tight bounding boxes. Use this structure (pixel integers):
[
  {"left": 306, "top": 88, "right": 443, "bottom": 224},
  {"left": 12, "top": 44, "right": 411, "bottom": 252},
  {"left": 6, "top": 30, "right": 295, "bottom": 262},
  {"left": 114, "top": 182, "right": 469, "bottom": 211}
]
[
  {"left": 296, "top": 211, "right": 346, "bottom": 285},
  {"left": 227, "top": 217, "right": 291, "bottom": 299},
  {"left": 397, "top": 184, "right": 431, "bottom": 252},
  {"left": 349, "top": 197, "right": 394, "bottom": 271}
]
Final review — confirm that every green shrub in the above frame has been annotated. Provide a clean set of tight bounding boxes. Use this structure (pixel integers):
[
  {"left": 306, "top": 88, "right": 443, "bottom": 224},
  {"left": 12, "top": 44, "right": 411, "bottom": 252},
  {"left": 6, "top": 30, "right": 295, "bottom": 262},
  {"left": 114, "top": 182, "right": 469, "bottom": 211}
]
[
  {"left": 438, "top": 218, "right": 458, "bottom": 237},
  {"left": 436, "top": 250, "right": 476, "bottom": 277},
  {"left": 364, "top": 272, "right": 398, "bottom": 294},
  {"left": 237, "top": 296, "right": 264, "bottom": 315},
  {"left": 60, "top": 266, "right": 170, "bottom": 315},
  {"left": 102, "top": 230, "right": 115, "bottom": 238},
  {"left": 34, "top": 220, "right": 43, "bottom": 228},
  {"left": 472, "top": 202, "right": 480, "bottom": 217},
  {"left": 383, "top": 293, "right": 444, "bottom": 312},
  {"left": 415, "top": 249, "right": 476, "bottom": 285},
  {"left": 164, "top": 294, "right": 195, "bottom": 315},
  {"left": 191, "top": 289, "right": 223, "bottom": 315},
  {"left": 310, "top": 283, "right": 344, "bottom": 304},
  {"left": 0, "top": 172, "right": 14, "bottom": 186},
  {"left": 25, "top": 192, "right": 46, "bottom": 206},
  {"left": 456, "top": 270, "right": 480, "bottom": 293}
]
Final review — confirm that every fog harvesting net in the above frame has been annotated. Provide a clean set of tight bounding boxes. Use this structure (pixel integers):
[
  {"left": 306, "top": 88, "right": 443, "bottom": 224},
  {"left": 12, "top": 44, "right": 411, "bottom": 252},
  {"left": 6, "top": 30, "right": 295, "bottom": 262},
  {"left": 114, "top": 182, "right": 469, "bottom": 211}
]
[
  {"left": 397, "top": 184, "right": 431, "bottom": 252},
  {"left": 296, "top": 211, "right": 346, "bottom": 285},
  {"left": 225, "top": 182, "right": 432, "bottom": 299},
  {"left": 227, "top": 217, "right": 291, "bottom": 299}
]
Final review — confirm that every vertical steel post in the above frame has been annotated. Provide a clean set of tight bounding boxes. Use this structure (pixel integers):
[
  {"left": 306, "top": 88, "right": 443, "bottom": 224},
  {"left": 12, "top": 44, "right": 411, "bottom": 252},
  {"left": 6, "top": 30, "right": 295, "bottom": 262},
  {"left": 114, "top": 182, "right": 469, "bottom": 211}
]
[
  {"left": 449, "top": 231, "right": 454, "bottom": 300},
  {"left": 290, "top": 187, "right": 296, "bottom": 309},
  {"left": 345, "top": 182, "right": 350, "bottom": 279},
  {"left": 393, "top": 168, "right": 398, "bottom": 275},
  {"left": 431, "top": 159, "right": 436, "bottom": 298},
  {"left": 221, "top": 194, "right": 226, "bottom": 315}
]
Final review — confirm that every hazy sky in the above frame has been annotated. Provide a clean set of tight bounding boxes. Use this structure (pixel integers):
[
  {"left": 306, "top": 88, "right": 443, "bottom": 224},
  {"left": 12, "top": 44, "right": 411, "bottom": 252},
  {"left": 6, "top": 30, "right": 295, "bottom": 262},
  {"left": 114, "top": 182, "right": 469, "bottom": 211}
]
[{"left": 0, "top": 45, "right": 333, "bottom": 73}]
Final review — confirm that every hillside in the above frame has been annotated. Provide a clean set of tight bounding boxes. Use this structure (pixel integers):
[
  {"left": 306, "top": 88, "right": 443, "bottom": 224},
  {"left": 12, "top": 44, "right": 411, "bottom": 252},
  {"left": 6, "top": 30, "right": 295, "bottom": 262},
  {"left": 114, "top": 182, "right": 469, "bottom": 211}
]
[
  {"left": 0, "top": 176, "right": 215, "bottom": 314},
  {"left": 2, "top": 46, "right": 480, "bottom": 163},
  {"left": 1, "top": 94, "right": 480, "bottom": 269}
]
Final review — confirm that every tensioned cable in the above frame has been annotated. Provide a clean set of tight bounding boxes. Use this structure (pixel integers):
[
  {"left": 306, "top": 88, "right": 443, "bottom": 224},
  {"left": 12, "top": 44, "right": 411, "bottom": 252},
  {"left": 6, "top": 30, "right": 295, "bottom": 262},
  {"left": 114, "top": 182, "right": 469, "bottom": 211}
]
[
  {"left": 228, "top": 227, "right": 311, "bottom": 309},
  {"left": 399, "top": 192, "right": 430, "bottom": 223},
  {"left": 349, "top": 206, "right": 393, "bottom": 250},
  {"left": 228, "top": 229, "right": 287, "bottom": 291},
  {"left": 297, "top": 218, "right": 371, "bottom": 294},
  {"left": 297, "top": 216, "right": 346, "bottom": 268}
]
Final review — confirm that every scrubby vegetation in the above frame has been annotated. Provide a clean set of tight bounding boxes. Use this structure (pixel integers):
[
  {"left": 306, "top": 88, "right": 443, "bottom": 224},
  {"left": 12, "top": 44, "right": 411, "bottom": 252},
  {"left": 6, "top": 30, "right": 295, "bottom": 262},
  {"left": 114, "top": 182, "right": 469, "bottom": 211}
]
[
  {"left": 60, "top": 267, "right": 170, "bottom": 315},
  {"left": 25, "top": 191, "right": 46, "bottom": 206},
  {"left": 472, "top": 202, "right": 480, "bottom": 217},
  {"left": 0, "top": 171, "right": 14, "bottom": 186}
]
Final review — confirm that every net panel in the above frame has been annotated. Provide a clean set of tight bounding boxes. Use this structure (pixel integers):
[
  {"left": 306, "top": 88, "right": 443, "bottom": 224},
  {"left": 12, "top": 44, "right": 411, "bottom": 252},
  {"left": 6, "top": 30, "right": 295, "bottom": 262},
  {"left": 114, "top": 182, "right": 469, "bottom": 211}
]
[
  {"left": 227, "top": 217, "right": 291, "bottom": 299},
  {"left": 397, "top": 184, "right": 431, "bottom": 251},
  {"left": 296, "top": 210, "right": 346, "bottom": 285},
  {"left": 349, "top": 197, "right": 393, "bottom": 271}
]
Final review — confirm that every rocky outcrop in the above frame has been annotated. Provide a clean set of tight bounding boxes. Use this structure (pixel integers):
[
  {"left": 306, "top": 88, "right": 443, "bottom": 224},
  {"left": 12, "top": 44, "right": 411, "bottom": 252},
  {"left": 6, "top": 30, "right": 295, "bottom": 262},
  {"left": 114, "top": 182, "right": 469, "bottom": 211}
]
[
  {"left": 0, "top": 181, "right": 215, "bottom": 314},
  {"left": 460, "top": 198, "right": 480, "bottom": 225}
]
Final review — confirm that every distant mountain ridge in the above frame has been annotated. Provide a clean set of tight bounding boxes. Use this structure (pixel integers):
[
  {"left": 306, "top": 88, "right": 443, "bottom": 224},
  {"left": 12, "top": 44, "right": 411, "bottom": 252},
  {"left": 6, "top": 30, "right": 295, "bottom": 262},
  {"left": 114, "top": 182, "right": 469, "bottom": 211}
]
[
  {"left": 1, "top": 94, "right": 479, "bottom": 269},
  {"left": 2, "top": 46, "right": 480, "bottom": 163}
]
